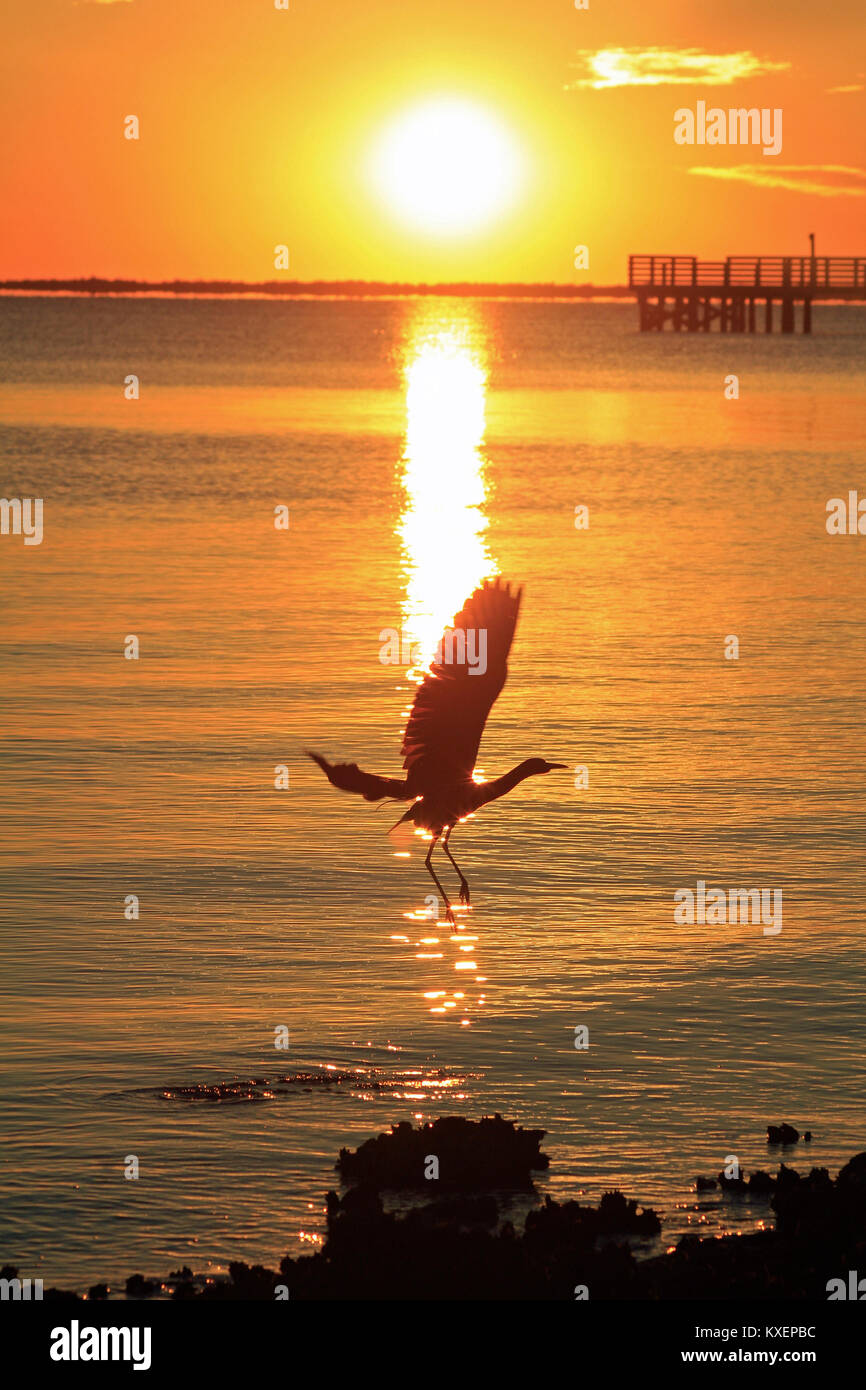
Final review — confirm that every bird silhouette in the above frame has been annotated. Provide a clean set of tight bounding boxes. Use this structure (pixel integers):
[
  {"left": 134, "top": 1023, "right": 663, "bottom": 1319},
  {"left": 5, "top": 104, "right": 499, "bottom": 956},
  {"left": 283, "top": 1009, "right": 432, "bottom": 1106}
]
[{"left": 308, "top": 577, "right": 566, "bottom": 928}]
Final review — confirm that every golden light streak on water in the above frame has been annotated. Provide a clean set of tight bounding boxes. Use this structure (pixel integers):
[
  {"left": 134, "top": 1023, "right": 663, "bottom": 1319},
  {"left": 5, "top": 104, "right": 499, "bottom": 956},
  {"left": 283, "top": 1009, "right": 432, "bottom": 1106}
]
[
  {"left": 398, "top": 302, "right": 497, "bottom": 680},
  {"left": 393, "top": 306, "right": 498, "bottom": 1020}
]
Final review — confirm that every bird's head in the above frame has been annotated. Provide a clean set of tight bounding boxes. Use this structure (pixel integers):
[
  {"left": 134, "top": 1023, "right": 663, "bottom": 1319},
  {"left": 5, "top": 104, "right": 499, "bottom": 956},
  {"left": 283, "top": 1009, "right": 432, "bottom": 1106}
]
[{"left": 524, "top": 758, "right": 568, "bottom": 776}]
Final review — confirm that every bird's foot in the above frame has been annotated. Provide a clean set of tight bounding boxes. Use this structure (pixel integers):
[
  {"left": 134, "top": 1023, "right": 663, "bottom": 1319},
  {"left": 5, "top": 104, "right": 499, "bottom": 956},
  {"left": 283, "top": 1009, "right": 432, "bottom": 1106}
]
[
  {"left": 445, "top": 905, "right": 457, "bottom": 929},
  {"left": 459, "top": 882, "right": 471, "bottom": 906}
]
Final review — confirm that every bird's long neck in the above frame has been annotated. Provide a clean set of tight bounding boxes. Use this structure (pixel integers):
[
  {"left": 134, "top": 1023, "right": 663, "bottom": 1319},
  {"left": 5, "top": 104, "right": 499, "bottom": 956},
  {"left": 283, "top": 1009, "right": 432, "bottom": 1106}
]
[{"left": 473, "top": 761, "right": 538, "bottom": 808}]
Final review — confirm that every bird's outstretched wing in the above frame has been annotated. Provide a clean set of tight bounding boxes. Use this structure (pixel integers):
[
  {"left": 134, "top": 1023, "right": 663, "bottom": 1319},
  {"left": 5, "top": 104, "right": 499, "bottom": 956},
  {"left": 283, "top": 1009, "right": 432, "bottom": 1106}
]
[
  {"left": 306, "top": 752, "right": 410, "bottom": 802},
  {"left": 401, "top": 577, "right": 522, "bottom": 796}
]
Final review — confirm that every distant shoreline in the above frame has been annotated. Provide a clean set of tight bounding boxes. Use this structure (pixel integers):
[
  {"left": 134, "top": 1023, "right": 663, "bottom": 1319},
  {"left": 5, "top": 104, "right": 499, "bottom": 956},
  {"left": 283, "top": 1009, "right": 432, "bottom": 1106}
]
[{"left": 0, "top": 277, "right": 630, "bottom": 301}]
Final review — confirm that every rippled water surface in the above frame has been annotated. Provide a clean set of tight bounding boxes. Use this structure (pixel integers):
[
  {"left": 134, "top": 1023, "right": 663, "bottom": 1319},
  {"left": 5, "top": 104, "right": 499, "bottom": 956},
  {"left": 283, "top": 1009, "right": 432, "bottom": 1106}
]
[{"left": 1, "top": 297, "right": 865, "bottom": 1290}]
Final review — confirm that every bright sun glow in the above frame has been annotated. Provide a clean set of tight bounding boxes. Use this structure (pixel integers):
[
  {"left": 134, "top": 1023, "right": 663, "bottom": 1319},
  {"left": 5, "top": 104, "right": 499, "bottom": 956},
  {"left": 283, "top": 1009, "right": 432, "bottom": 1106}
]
[{"left": 369, "top": 97, "right": 525, "bottom": 236}]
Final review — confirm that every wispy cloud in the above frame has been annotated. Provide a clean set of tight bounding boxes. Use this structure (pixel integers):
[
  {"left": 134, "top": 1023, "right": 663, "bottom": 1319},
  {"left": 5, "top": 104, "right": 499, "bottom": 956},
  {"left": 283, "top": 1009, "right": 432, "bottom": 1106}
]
[
  {"left": 826, "top": 84, "right": 864, "bottom": 93},
  {"left": 566, "top": 48, "right": 790, "bottom": 91},
  {"left": 688, "top": 165, "right": 866, "bottom": 198}
]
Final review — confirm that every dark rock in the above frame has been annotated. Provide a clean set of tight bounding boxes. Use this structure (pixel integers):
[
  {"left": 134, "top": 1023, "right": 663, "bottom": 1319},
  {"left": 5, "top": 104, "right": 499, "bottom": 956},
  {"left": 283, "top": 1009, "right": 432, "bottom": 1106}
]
[
  {"left": 837, "top": 1152, "right": 866, "bottom": 1188},
  {"left": 806, "top": 1167, "right": 832, "bottom": 1187},
  {"left": 695, "top": 1176, "right": 717, "bottom": 1191},
  {"left": 226, "top": 1262, "right": 280, "bottom": 1297},
  {"left": 41, "top": 1122, "right": 866, "bottom": 1302},
  {"left": 524, "top": 1189, "right": 660, "bottom": 1247},
  {"left": 772, "top": 1160, "right": 861, "bottom": 1246},
  {"left": 767, "top": 1123, "right": 799, "bottom": 1145},
  {"left": 718, "top": 1170, "right": 748, "bottom": 1192},
  {"left": 329, "top": 1183, "right": 384, "bottom": 1225},
  {"left": 417, "top": 1194, "right": 499, "bottom": 1227},
  {"left": 337, "top": 1114, "right": 549, "bottom": 1189},
  {"left": 87, "top": 1283, "right": 110, "bottom": 1300},
  {"left": 125, "top": 1273, "right": 159, "bottom": 1297},
  {"left": 599, "top": 1190, "right": 661, "bottom": 1235},
  {"left": 748, "top": 1170, "right": 776, "bottom": 1194}
]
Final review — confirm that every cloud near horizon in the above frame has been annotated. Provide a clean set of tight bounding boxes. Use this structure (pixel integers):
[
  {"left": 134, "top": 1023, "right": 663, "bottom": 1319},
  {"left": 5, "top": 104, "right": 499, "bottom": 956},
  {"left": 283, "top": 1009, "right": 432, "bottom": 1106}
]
[
  {"left": 688, "top": 165, "right": 866, "bottom": 198},
  {"left": 567, "top": 48, "right": 790, "bottom": 91}
]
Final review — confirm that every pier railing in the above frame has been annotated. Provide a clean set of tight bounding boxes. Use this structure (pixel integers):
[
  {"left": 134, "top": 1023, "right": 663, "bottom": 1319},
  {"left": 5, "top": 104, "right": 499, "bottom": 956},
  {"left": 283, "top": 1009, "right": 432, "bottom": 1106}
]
[{"left": 628, "top": 256, "right": 866, "bottom": 290}]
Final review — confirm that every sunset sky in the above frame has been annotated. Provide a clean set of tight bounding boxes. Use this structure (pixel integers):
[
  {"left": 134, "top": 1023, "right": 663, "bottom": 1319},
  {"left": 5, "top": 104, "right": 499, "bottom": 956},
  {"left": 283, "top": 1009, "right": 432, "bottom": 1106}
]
[{"left": 2, "top": 0, "right": 864, "bottom": 283}]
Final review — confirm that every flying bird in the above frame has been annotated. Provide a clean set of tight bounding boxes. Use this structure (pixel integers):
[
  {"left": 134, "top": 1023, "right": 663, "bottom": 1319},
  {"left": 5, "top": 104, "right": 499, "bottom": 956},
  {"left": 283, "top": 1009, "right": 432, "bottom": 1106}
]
[{"left": 308, "top": 578, "right": 566, "bottom": 927}]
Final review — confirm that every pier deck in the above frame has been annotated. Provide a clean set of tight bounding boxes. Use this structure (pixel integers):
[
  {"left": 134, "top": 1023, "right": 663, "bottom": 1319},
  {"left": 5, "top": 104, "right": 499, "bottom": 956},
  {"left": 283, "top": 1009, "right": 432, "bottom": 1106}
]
[{"left": 629, "top": 255, "right": 866, "bottom": 332}]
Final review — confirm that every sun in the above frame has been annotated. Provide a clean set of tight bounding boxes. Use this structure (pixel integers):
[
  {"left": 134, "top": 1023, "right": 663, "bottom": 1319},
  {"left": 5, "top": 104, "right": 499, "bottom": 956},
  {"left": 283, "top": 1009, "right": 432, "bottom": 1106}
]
[{"left": 369, "top": 97, "right": 526, "bottom": 238}]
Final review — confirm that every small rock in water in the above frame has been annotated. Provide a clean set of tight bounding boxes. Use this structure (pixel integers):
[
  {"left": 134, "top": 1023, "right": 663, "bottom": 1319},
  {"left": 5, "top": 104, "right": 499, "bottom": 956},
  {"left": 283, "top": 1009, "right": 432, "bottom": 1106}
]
[{"left": 767, "top": 1123, "right": 799, "bottom": 1145}]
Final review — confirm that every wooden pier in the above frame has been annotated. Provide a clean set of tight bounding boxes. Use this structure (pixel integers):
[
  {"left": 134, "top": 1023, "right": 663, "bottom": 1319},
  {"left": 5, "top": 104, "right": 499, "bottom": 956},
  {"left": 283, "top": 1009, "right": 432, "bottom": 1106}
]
[{"left": 629, "top": 255, "right": 866, "bottom": 332}]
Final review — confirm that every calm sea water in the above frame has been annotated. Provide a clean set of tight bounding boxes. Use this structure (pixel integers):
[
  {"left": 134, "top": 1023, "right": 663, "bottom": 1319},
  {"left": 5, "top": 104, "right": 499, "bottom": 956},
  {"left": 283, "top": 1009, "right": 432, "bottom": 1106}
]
[{"left": 1, "top": 296, "right": 865, "bottom": 1292}]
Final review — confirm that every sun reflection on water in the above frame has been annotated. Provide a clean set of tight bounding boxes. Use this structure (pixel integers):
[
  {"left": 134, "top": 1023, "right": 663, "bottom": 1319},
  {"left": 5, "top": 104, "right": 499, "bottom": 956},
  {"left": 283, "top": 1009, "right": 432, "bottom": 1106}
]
[
  {"left": 398, "top": 303, "right": 497, "bottom": 678},
  {"left": 390, "top": 304, "right": 498, "bottom": 1020}
]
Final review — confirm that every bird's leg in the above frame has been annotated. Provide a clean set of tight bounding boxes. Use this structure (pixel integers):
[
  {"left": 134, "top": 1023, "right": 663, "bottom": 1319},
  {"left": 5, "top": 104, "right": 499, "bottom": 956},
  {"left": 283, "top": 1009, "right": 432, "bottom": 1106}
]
[
  {"left": 442, "top": 827, "right": 470, "bottom": 906},
  {"left": 424, "top": 837, "right": 456, "bottom": 929}
]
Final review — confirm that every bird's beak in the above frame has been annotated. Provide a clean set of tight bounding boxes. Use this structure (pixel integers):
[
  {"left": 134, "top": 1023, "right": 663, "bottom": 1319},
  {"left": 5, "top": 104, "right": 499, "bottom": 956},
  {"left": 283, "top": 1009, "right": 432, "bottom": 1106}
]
[{"left": 547, "top": 762, "right": 568, "bottom": 771}]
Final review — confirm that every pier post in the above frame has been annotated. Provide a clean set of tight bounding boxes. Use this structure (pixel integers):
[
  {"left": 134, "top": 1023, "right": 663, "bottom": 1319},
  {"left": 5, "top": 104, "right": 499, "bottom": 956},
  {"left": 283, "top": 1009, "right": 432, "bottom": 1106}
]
[
  {"left": 765, "top": 297, "right": 773, "bottom": 332},
  {"left": 780, "top": 258, "right": 793, "bottom": 332},
  {"left": 803, "top": 298, "right": 812, "bottom": 334},
  {"left": 748, "top": 298, "right": 756, "bottom": 333},
  {"left": 720, "top": 297, "right": 728, "bottom": 332}
]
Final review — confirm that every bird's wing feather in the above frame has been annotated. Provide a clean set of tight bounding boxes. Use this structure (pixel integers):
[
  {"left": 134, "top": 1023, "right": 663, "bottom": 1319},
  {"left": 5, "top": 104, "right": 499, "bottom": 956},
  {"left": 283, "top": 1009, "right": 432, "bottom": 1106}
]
[
  {"left": 306, "top": 752, "right": 410, "bottom": 802},
  {"left": 401, "top": 577, "right": 522, "bottom": 794}
]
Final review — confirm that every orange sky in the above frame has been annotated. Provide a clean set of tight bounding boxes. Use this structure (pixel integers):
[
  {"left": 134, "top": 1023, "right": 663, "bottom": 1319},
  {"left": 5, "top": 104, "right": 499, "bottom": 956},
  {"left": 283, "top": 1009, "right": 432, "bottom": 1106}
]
[{"left": 2, "top": 0, "right": 864, "bottom": 283}]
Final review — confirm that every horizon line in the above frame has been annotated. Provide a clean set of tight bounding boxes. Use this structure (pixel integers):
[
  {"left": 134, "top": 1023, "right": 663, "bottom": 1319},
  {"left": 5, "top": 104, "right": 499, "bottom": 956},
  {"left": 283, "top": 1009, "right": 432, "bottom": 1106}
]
[{"left": 0, "top": 276, "right": 630, "bottom": 300}]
